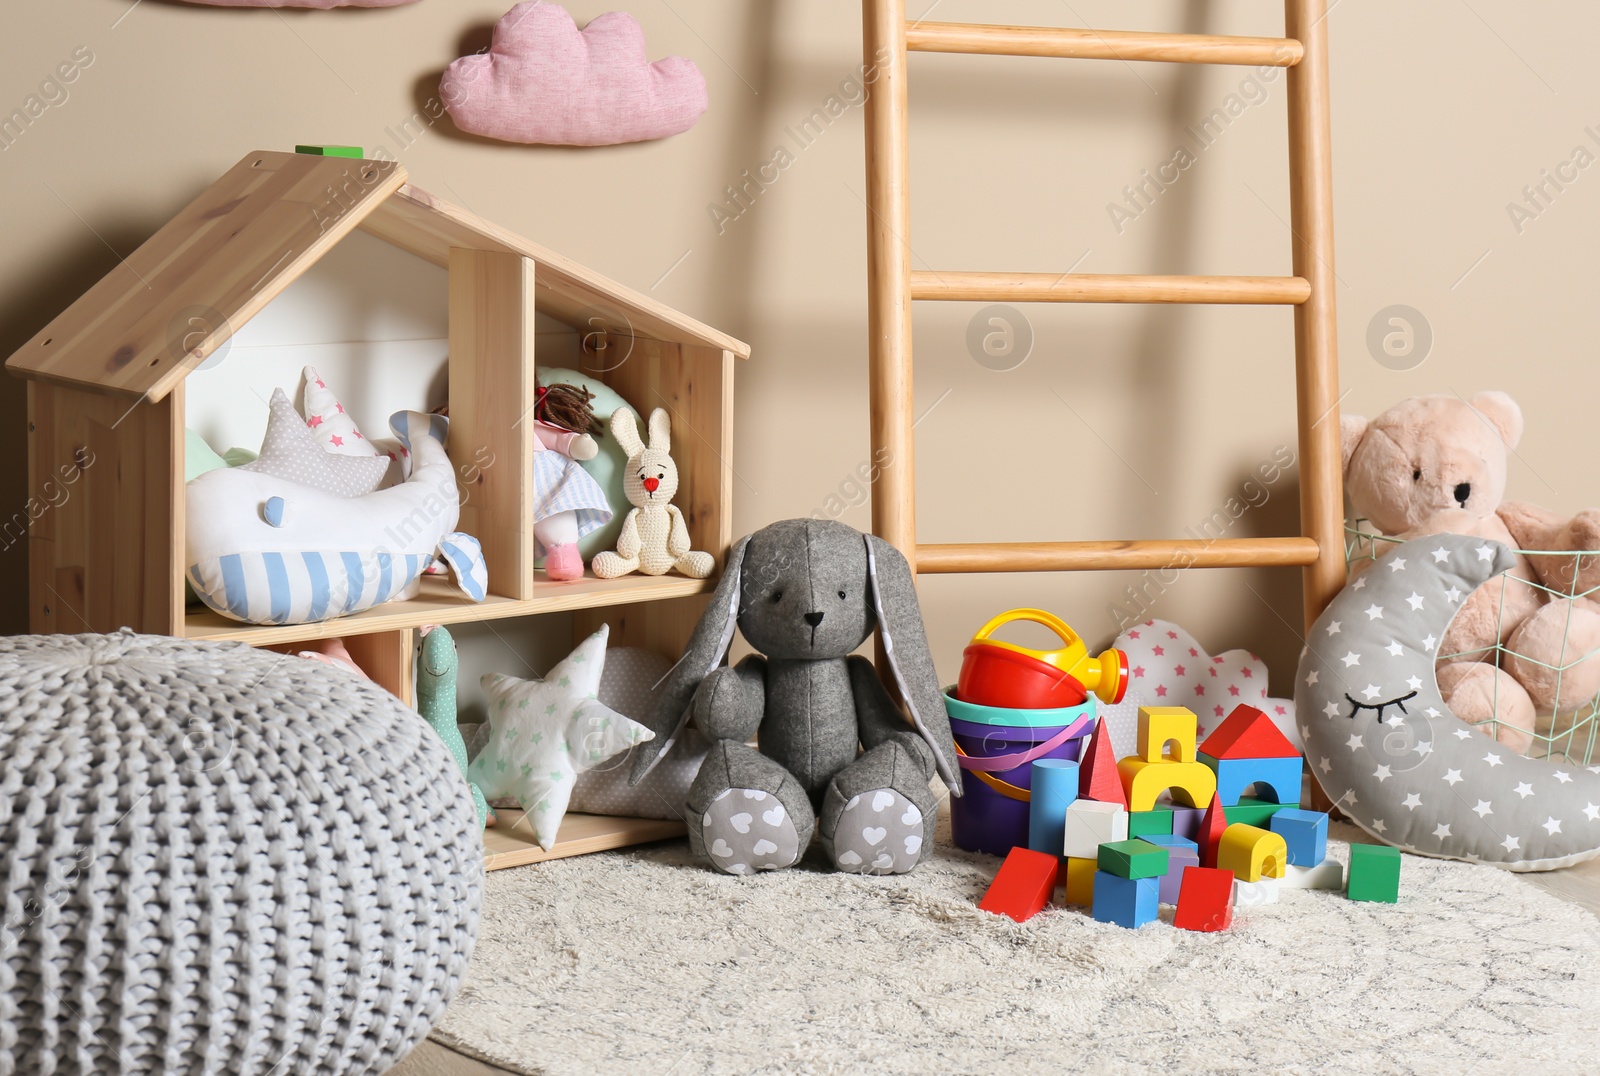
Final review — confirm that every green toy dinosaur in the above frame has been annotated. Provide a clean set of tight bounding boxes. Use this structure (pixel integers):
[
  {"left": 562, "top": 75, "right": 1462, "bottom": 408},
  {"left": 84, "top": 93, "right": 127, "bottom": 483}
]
[{"left": 417, "top": 625, "right": 494, "bottom": 828}]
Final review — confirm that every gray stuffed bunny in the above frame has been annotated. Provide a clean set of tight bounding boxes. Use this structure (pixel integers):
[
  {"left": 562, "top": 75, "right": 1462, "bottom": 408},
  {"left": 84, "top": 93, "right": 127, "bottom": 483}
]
[{"left": 630, "top": 519, "right": 962, "bottom": 876}]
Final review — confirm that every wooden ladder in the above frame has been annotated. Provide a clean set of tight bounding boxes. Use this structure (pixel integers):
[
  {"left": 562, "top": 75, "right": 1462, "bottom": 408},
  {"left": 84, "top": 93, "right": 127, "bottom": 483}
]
[{"left": 862, "top": 1, "right": 1346, "bottom": 633}]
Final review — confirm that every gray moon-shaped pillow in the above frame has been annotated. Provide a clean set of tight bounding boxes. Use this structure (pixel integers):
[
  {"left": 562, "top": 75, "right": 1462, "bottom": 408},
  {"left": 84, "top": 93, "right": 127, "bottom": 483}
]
[{"left": 1295, "top": 532, "right": 1600, "bottom": 871}]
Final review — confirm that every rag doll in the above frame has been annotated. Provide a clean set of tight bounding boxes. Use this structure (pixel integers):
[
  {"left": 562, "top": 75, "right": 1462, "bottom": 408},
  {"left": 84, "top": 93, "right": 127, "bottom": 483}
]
[{"left": 532, "top": 383, "right": 613, "bottom": 581}]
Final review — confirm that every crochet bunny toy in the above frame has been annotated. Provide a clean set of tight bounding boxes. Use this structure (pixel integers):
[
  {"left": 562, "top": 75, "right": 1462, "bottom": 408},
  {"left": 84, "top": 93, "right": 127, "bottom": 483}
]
[
  {"left": 590, "top": 407, "right": 713, "bottom": 579},
  {"left": 630, "top": 518, "right": 962, "bottom": 876}
]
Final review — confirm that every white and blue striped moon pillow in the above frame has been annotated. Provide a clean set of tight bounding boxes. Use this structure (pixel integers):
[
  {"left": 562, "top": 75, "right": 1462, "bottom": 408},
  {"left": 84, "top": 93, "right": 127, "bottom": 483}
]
[{"left": 188, "top": 549, "right": 431, "bottom": 625}]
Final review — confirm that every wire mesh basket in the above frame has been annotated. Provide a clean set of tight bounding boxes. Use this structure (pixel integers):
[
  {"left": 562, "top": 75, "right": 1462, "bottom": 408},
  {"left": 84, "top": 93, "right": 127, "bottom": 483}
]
[{"left": 1346, "top": 521, "right": 1600, "bottom": 766}]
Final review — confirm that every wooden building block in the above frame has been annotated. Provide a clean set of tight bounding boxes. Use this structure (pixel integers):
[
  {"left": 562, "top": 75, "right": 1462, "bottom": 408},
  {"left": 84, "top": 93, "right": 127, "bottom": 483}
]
[
  {"left": 1224, "top": 796, "right": 1289, "bottom": 828},
  {"left": 1169, "top": 805, "right": 1203, "bottom": 841},
  {"left": 1282, "top": 860, "right": 1344, "bottom": 890},
  {"left": 1198, "top": 791, "right": 1228, "bottom": 868},
  {"left": 1198, "top": 704, "right": 1299, "bottom": 759},
  {"left": 1203, "top": 753, "right": 1304, "bottom": 808},
  {"left": 1347, "top": 844, "right": 1401, "bottom": 903},
  {"left": 1270, "top": 807, "right": 1329, "bottom": 866},
  {"left": 1156, "top": 847, "right": 1200, "bottom": 905},
  {"left": 1097, "top": 839, "right": 1169, "bottom": 880},
  {"left": 1217, "top": 823, "right": 1288, "bottom": 883},
  {"left": 1174, "top": 866, "right": 1234, "bottom": 932},
  {"left": 1063, "top": 856, "right": 1097, "bottom": 906},
  {"left": 1137, "top": 705, "right": 1198, "bottom": 763},
  {"left": 1078, "top": 719, "right": 1127, "bottom": 807},
  {"left": 1128, "top": 808, "right": 1174, "bottom": 839},
  {"left": 1092, "top": 871, "right": 1159, "bottom": 929},
  {"left": 1141, "top": 835, "right": 1200, "bottom": 905},
  {"left": 1027, "top": 758, "right": 1079, "bottom": 855},
  {"left": 977, "top": 846, "right": 1060, "bottom": 922},
  {"left": 296, "top": 145, "right": 364, "bottom": 158},
  {"left": 1116, "top": 756, "right": 1218, "bottom": 813},
  {"left": 1063, "top": 798, "right": 1128, "bottom": 859},
  {"left": 1234, "top": 876, "right": 1280, "bottom": 907}
]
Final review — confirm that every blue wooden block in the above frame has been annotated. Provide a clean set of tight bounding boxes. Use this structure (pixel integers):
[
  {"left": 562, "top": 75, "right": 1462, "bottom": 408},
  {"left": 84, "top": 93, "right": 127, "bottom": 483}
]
[
  {"left": 1137, "top": 833, "right": 1198, "bottom": 853},
  {"left": 1092, "top": 871, "right": 1159, "bottom": 929},
  {"left": 1027, "top": 758, "right": 1080, "bottom": 855},
  {"left": 1269, "top": 807, "right": 1329, "bottom": 866},
  {"left": 1201, "top": 753, "right": 1304, "bottom": 807}
]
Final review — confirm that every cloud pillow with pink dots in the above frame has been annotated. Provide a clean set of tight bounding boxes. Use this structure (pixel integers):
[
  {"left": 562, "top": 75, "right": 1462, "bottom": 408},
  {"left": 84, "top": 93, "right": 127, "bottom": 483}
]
[{"left": 1097, "top": 619, "right": 1299, "bottom": 762}]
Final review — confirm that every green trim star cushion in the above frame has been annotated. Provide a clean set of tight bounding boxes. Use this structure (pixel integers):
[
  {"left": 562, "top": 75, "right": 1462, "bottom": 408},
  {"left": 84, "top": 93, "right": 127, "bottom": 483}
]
[{"left": 467, "top": 624, "right": 653, "bottom": 849}]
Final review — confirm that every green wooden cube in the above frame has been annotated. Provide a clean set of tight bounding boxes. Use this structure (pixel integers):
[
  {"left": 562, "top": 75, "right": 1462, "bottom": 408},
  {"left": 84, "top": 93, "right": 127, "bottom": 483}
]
[
  {"left": 1128, "top": 808, "right": 1174, "bottom": 839},
  {"left": 1346, "top": 844, "right": 1401, "bottom": 903},
  {"left": 295, "top": 144, "right": 364, "bottom": 159},
  {"left": 1224, "top": 796, "right": 1286, "bottom": 828},
  {"left": 1097, "top": 839, "right": 1170, "bottom": 880}
]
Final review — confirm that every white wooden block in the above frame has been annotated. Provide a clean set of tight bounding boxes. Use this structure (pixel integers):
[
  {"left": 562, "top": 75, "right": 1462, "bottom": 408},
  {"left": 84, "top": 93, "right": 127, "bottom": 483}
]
[
  {"left": 1281, "top": 860, "right": 1344, "bottom": 890},
  {"left": 1062, "top": 799, "right": 1128, "bottom": 859},
  {"left": 1234, "top": 877, "right": 1280, "bottom": 907}
]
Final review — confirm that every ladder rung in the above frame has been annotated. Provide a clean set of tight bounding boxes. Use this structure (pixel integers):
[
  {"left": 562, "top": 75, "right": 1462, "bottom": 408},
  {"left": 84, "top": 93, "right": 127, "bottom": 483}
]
[
  {"left": 915, "top": 538, "right": 1321, "bottom": 574},
  {"left": 910, "top": 272, "right": 1310, "bottom": 305},
  {"left": 905, "top": 23, "right": 1303, "bottom": 67}
]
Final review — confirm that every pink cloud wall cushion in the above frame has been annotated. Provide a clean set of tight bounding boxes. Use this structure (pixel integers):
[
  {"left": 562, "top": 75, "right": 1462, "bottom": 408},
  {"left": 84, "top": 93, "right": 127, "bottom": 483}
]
[
  {"left": 178, "top": 1, "right": 416, "bottom": 7},
  {"left": 441, "top": 3, "right": 707, "bottom": 146}
]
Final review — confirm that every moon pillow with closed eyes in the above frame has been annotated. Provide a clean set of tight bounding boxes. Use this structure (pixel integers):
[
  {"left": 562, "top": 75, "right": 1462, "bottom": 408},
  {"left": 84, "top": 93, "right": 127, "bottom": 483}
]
[{"left": 1295, "top": 532, "right": 1600, "bottom": 870}]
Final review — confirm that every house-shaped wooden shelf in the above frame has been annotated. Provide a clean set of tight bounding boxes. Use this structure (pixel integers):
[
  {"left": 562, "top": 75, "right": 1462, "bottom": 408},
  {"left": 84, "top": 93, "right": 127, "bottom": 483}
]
[{"left": 6, "top": 149, "right": 749, "bottom": 870}]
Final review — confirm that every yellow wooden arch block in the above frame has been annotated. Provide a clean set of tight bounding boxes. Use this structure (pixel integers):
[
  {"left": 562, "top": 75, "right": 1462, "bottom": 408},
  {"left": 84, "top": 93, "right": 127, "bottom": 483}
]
[
  {"left": 1217, "top": 823, "right": 1288, "bottom": 883},
  {"left": 1115, "top": 756, "right": 1217, "bottom": 812},
  {"left": 1137, "top": 706, "right": 1198, "bottom": 763}
]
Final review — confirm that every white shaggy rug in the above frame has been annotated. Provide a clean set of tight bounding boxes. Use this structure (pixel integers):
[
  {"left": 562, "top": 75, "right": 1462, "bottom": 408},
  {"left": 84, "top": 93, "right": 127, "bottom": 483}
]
[{"left": 435, "top": 821, "right": 1600, "bottom": 1075}]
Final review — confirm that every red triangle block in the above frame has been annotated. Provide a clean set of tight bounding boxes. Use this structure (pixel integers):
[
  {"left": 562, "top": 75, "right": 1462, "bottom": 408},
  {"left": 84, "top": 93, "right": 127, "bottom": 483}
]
[
  {"left": 1078, "top": 719, "right": 1127, "bottom": 808},
  {"left": 1198, "top": 704, "right": 1299, "bottom": 760},
  {"left": 1199, "top": 790, "right": 1228, "bottom": 869},
  {"left": 977, "top": 846, "right": 1060, "bottom": 923}
]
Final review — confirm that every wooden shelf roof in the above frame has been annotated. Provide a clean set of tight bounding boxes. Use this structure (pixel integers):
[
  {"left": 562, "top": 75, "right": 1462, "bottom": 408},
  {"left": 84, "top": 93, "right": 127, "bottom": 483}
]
[{"left": 6, "top": 150, "right": 749, "bottom": 403}]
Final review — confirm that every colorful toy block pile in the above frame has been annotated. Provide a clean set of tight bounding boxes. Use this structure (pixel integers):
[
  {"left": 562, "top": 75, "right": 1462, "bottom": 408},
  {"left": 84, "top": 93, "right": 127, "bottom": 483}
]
[{"left": 978, "top": 703, "right": 1402, "bottom": 930}]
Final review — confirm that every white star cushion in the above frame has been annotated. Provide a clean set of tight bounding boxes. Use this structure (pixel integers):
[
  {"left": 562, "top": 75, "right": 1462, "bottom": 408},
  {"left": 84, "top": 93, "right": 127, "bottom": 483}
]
[
  {"left": 467, "top": 625, "right": 653, "bottom": 850},
  {"left": 302, "top": 365, "right": 410, "bottom": 485}
]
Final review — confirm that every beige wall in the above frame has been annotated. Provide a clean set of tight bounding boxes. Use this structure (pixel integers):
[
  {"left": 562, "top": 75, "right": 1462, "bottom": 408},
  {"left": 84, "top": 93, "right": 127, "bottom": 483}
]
[{"left": 4, "top": 0, "right": 1599, "bottom": 694}]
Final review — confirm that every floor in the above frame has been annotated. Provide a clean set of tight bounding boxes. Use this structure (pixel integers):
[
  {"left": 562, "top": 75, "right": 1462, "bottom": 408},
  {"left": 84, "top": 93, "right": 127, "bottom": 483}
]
[{"left": 386, "top": 849, "right": 1600, "bottom": 1076}]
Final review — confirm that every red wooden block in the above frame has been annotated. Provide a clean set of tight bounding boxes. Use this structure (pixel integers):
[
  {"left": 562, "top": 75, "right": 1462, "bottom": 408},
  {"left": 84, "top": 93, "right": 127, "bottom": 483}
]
[
  {"left": 1198, "top": 790, "right": 1229, "bottom": 869},
  {"left": 1174, "top": 865, "right": 1235, "bottom": 932},
  {"left": 1078, "top": 718, "right": 1127, "bottom": 808},
  {"left": 977, "top": 846, "right": 1060, "bottom": 923},
  {"left": 1198, "top": 704, "right": 1299, "bottom": 760}
]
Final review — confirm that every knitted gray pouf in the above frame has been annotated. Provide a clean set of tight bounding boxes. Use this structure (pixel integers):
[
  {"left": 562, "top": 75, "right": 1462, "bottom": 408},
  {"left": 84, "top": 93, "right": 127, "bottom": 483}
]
[{"left": 0, "top": 631, "right": 483, "bottom": 1075}]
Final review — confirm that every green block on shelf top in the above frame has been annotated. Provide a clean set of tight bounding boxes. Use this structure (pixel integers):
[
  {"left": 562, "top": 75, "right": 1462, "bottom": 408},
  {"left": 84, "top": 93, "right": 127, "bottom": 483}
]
[
  {"left": 1097, "top": 838, "right": 1169, "bottom": 880},
  {"left": 1224, "top": 796, "right": 1290, "bottom": 828},
  {"left": 1346, "top": 843, "right": 1401, "bottom": 903},
  {"left": 1128, "top": 809, "right": 1175, "bottom": 839},
  {"left": 295, "top": 145, "right": 364, "bottom": 159}
]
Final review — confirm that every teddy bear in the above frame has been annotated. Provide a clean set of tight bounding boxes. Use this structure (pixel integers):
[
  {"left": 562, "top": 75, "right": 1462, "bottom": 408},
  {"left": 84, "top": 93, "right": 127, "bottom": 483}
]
[{"left": 1341, "top": 390, "right": 1600, "bottom": 752}]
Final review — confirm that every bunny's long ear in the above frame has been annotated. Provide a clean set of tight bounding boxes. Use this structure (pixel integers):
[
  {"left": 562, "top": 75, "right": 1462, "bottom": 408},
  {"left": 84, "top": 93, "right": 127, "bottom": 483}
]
[
  {"left": 611, "top": 407, "right": 644, "bottom": 456},
  {"left": 864, "top": 534, "right": 962, "bottom": 795},
  {"left": 647, "top": 408, "right": 672, "bottom": 452},
  {"left": 629, "top": 534, "right": 749, "bottom": 784}
]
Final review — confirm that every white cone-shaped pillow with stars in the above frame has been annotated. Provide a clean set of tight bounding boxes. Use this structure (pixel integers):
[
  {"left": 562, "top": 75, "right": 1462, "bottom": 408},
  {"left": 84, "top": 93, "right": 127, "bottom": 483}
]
[{"left": 468, "top": 624, "right": 653, "bottom": 849}]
